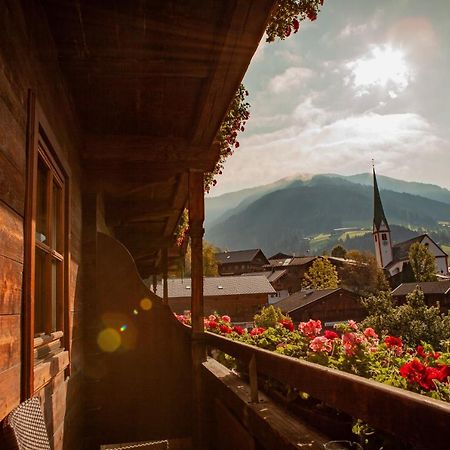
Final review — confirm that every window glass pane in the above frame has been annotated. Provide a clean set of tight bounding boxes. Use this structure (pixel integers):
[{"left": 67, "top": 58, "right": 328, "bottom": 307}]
[
  {"left": 52, "top": 182, "right": 62, "bottom": 252},
  {"left": 34, "top": 248, "right": 46, "bottom": 335},
  {"left": 51, "top": 259, "right": 61, "bottom": 332},
  {"left": 36, "top": 158, "right": 48, "bottom": 244}
]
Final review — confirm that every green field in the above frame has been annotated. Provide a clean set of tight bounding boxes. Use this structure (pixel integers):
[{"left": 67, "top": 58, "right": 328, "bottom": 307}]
[{"left": 339, "top": 230, "right": 371, "bottom": 240}]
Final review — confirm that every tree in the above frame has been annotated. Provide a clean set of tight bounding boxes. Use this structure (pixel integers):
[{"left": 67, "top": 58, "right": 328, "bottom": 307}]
[
  {"left": 302, "top": 257, "right": 339, "bottom": 290},
  {"left": 362, "top": 287, "right": 450, "bottom": 349},
  {"left": 254, "top": 305, "right": 288, "bottom": 328},
  {"left": 174, "top": 240, "right": 219, "bottom": 277},
  {"left": 331, "top": 245, "right": 347, "bottom": 258},
  {"left": 340, "top": 250, "right": 389, "bottom": 297},
  {"left": 408, "top": 242, "right": 437, "bottom": 282}
]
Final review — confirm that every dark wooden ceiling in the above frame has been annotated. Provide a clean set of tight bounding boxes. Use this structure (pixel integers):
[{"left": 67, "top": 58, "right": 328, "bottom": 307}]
[{"left": 42, "top": 0, "right": 275, "bottom": 277}]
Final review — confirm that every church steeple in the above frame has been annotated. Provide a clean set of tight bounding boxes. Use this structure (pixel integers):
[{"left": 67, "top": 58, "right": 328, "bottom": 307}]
[
  {"left": 373, "top": 167, "right": 390, "bottom": 232},
  {"left": 372, "top": 165, "right": 393, "bottom": 268}
]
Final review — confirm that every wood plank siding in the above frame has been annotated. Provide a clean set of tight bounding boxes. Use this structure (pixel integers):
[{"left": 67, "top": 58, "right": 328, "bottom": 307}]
[
  {"left": 0, "top": 1, "right": 275, "bottom": 448},
  {"left": 0, "top": 2, "right": 83, "bottom": 448}
]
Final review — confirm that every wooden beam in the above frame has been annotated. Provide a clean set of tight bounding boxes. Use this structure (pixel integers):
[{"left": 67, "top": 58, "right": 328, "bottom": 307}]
[
  {"left": 107, "top": 202, "right": 180, "bottom": 227},
  {"left": 84, "top": 135, "right": 219, "bottom": 163},
  {"left": 191, "top": 0, "right": 275, "bottom": 147},
  {"left": 188, "top": 169, "right": 206, "bottom": 450},
  {"left": 59, "top": 57, "right": 211, "bottom": 79}
]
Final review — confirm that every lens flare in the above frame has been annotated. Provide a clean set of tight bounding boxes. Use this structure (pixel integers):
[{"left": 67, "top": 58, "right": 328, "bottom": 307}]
[
  {"left": 97, "top": 328, "right": 121, "bottom": 352},
  {"left": 133, "top": 309, "right": 139, "bottom": 315},
  {"left": 120, "top": 324, "right": 128, "bottom": 332},
  {"left": 140, "top": 298, "right": 152, "bottom": 311}
]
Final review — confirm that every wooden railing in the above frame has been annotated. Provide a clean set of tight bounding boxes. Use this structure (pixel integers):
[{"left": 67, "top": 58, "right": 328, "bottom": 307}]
[{"left": 204, "top": 331, "right": 450, "bottom": 450}]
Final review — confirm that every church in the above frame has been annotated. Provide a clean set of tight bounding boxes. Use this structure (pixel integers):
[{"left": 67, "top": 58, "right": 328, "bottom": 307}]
[{"left": 372, "top": 169, "right": 449, "bottom": 279}]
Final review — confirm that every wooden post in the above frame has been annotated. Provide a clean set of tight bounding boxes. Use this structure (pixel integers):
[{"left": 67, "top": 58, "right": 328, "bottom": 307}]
[
  {"left": 249, "top": 355, "right": 259, "bottom": 403},
  {"left": 162, "top": 248, "right": 169, "bottom": 305},
  {"left": 189, "top": 169, "right": 206, "bottom": 449}
]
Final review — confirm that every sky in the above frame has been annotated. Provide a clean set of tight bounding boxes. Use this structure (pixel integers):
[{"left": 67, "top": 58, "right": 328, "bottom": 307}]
[{"left": 209, "top": 0, "right": 450, "bottom": 197}]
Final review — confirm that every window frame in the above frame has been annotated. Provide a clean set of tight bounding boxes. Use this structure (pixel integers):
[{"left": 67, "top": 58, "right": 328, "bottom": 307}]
[{"left": 23, "top": 92, "right": 71, "bottom": 399}]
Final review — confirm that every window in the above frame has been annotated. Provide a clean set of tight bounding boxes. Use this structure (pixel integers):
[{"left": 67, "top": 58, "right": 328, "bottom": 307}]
[
  {"left": 382, "top": 233, "right": 387, "bottom": 241},
  {"left": 23, "top": 94, "right": 71, "bottom": 398},
  {"left": 34, "top": 147, "right": 65, "bottom": 335}
]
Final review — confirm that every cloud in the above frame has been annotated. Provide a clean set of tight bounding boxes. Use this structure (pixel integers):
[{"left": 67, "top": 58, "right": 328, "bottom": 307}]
[
  {"left": 209, "top": 111, "right": 450, "bottom": 196},
  {"left": 268, "top": 67, "right": 314, "bottom": 93}
]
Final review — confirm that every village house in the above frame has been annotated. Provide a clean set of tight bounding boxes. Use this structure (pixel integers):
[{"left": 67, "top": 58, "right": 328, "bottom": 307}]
[
  {"left": 392, "top": 281, "right": 450, "bottom": 313},
  {"left": 265, "top": 255, "right": 317, "bottom": 293},
  {"left": 275, "top": 288, "right": 365, "bottom": 326},
  {"left": 154, "top": 276, "right": 274, "bottom": 322},
  {"left": 372, "top": 169, "right": 449, "bottom": 284},
  {"left": 215, "top": 248, "right": 269, "bottom": 276}
]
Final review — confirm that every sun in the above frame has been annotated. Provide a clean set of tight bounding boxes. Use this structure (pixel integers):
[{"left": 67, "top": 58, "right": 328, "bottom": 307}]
[{"left": 347, "top": 45, "right": 411, "bottom": 95}]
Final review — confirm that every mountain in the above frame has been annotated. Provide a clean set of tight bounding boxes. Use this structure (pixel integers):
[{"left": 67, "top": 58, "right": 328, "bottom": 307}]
[
  {"left": 334, "top": 173, "right": 450, "bottom": 205},
  {"left": 205, "top": 174, "right": 312, "bottom": 228},
  {"left": 206, "top": 173, "right": 450, "bottom": 229},
  {"left": 205, "top": 176, "right": 450, "bottom": 256}
]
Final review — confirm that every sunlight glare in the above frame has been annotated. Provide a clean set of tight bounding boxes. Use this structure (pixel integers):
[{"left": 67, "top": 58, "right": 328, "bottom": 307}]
[{"left": 348, "top": 45, "right": 411, "bottom": 94}]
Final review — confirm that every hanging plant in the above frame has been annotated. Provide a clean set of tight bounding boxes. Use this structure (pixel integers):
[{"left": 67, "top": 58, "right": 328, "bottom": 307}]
[
  {"left": 175, "top": 208, "right": 189, "bottom": 247},
  {"left": 203, "top": 1, "right": 326, "bottom": 192},
  {"left": 204, "top": 84, "right": 250, "bottom": 193},
  {"left": 266, "top": 0, "right": 324, "bottom": 42}
]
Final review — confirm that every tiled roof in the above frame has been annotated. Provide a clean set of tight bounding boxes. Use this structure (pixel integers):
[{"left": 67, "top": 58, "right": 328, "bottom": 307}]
[
  {"left": 267, "top": 256, "right": 316, "bottom": 269},
  {"left": 155, "top": 275, "right": 275, "bottom": 298},
  {"left": 216, "top": 249, "right": 267, "bottom": 265},
  {"left": 241, "top": 270, "right": 288, "bottom": 283},
  {"left": 274, "top": 288, "right": 341, "bottom": 313},
  {"left": 392, "top": 281, "right": 450, "bottom": 297},
  {"left": 268, "top": 252, "right": 293, "bottom": 260}
]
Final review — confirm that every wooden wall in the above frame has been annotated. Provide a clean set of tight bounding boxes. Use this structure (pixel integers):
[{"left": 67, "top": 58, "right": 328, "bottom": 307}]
[
  {"left": 290, "top": 291, "right": 365, "bottom": 325},
  {"left": 81, "top": 232, "right": 192, "bottom": 448},
  {"left": 169, "top": 294, "right": 268, "bottom": 322},
  {"left": 0, "top": 1, "right": 84, "bottom": 448}
]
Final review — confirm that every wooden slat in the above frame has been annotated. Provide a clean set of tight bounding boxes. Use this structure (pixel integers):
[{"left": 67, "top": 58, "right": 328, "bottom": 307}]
[
  {"left": 0, "top": 255, "right": 22, "bottom": 314},
  {"left": 205, "top": 332, "right": 450, "bottom": 450},
  {"left": 0, "top": 315, "right": 20, "bottom": 372},
  {"left": 0, "top": 151, "right": 25, "bottom": 216},
  {"left": 0, "top": 200, "right": 24, "bottom": 263},
  {"left": 0, "top": 364, "right": 20, "bottom": 421},
  {"left": 33, "top": 350, "right": 69, "bottom": 392}
]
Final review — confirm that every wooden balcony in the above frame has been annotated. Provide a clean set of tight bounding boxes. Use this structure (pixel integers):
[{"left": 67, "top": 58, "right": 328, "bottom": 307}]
[{"left": 1, "top": 2, "right": 450, "bottom": 449}]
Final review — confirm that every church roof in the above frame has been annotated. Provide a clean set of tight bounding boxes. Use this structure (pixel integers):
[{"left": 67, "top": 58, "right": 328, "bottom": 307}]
[
  {"left": 392, "top": 234, "right": 427, "bottom": 261},
  {"left": 373, "top": 168, "right": 390, "bottom": 231}
]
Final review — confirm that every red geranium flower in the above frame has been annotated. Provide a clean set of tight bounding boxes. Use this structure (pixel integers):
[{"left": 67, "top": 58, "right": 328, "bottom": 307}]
[
  {"left": 250, "top": 327, "right": 266, "bottom": 336},
  {"left": 324, "top": 330, "right": 339, "bottom": 340},
  {"left": 219, "top": 324, "right": 232, "bottom": 334},
  {"left": 232, "top": 326, "right": 245, "bottom": 335},
  {"left": 384, "top": 336, "right": 403, "bottom": 348},
  {"left": 279, "top": 319, "right": 294, "bottom": 332}
]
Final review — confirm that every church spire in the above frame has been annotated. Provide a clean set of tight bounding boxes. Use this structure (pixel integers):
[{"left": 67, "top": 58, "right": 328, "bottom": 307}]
[{"left": 373, "top": 167, "right": 389, "bottom": 231}]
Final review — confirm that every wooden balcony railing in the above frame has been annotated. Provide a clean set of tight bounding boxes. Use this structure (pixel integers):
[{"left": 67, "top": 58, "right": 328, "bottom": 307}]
[{"left": 204, "top": 331, "right": 450, "bottom": 450}]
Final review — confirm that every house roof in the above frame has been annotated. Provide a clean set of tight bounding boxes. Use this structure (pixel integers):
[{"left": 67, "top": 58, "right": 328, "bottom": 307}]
[
  {"left": 392, "top": 281, "right": 450, "bottom": 297},
  {"left": 155, "top": 275, "right": 275, "bottom": 298},
  {"left": 275, "top": 288, "right": 342, "bottom": 314},
  {"left": 269, "top": 252, "right": 293, "bottom": 260},
  {"left": 241, "top": 269, "right": 288, "bottom": 283},
  {"left": 267, "top": 256, "right": 316, "bottom": 269},
  {"left": 216, "top": 249, "right": 268, "bottom": 265}
]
